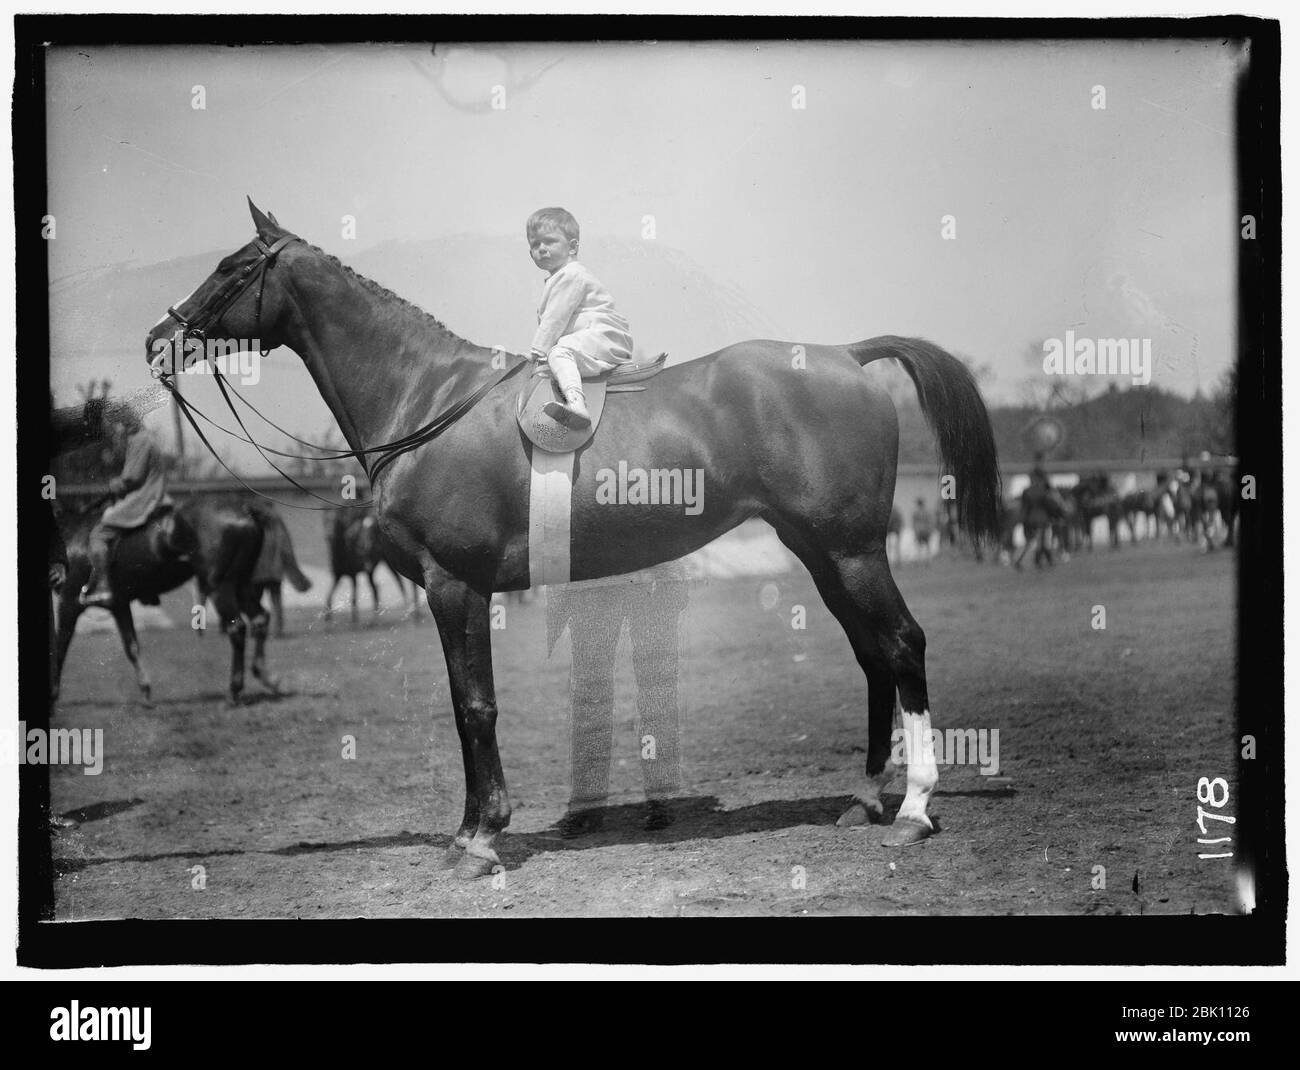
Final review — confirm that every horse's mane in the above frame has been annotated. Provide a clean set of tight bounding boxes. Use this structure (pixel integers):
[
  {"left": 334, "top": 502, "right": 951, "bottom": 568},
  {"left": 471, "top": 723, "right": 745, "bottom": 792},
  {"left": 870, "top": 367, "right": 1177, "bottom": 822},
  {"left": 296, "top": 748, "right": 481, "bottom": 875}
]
[{"left": 304, "top": 242, "right": 453, "bottom": 335}]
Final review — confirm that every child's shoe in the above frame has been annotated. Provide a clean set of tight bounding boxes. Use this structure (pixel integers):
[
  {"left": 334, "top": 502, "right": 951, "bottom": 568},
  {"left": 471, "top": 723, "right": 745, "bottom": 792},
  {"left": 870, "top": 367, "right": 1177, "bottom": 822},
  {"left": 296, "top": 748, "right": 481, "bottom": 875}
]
[{"left": 543, "top": 387, "right": 592, "bottom": 430}]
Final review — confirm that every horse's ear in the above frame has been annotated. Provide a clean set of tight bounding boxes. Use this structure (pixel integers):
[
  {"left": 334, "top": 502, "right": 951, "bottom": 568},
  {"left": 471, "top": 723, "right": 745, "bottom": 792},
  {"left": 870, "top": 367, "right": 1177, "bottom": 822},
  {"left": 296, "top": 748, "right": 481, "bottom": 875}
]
[
  {"left": 247, "top": 196, "right": 273, "bottom": 233},
  {"left": 268, "top": 211, "right": 280, "bottom": 226}
]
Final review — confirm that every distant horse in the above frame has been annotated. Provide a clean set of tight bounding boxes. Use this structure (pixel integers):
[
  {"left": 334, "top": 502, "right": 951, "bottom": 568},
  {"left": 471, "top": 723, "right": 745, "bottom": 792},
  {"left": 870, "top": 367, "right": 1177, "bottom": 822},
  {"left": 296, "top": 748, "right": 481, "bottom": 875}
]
[
  {"left": 1187, "top": 469, "right": 1232, "bottom": 551},
  {"left": 1071, "top": 472, "right": 1124, "bottom": 550},
  {"left": 324, "top": 508, "right": 421, "bottom": 623},
  {"left": 54, "top": 497, "right": 275, "bottom": 705},
  {"left": 1121, "top": 488, "right": 1157, "bottom": 542},
  {"left": 145, "top": 202, "right": 1001, "bottom": 876},
  {"left": 249, "top": 502, "right": 312, "bottom": 635}
]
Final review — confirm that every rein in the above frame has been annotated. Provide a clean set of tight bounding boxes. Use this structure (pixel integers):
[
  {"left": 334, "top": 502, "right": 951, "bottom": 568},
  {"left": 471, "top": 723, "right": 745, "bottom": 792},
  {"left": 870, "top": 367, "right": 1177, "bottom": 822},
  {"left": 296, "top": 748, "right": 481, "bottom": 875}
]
[{"left": 158, "top": 231, "right": 527, "bottom": 511}]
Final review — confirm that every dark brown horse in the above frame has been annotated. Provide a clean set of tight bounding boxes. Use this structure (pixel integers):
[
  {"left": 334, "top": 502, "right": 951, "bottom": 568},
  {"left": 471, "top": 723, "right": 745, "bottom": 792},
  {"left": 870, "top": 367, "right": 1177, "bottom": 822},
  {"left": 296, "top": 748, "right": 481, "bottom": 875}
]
[
  {"left": 250, "top": 501, "right": 312, "bottom": 636},
  {"left": 324, "top": 507, "right": 421, "bottom": 623},
  {"left": 145, "top": 202, "right": 1001, "bottom": 877},
  {"left": 54, "top": 496, "right": 275, "bottom": 705},
  {"left": 1071, "top": 472, "right": 1124, "bottom": 550}
]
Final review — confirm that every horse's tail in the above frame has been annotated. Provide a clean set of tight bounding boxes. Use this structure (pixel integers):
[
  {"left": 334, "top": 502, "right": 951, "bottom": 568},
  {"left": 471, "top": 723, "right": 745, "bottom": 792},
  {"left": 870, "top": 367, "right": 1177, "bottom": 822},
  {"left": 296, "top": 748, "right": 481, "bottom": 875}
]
[
  {"left": 279, "top": 528, "right": 312, "bottom": 593},
  {"left": 849, "top": 335, "right": 1001, "bottom": 545},
  {"left": 256, "top": 507, "right": 312, "bottom": 592}
]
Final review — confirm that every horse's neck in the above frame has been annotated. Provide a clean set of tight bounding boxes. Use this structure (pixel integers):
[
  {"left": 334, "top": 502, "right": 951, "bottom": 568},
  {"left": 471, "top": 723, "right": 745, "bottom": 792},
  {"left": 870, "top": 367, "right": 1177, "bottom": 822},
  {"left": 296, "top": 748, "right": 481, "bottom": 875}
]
[{"left": 282, "top": 257, "right": 489, "bottom": 458}]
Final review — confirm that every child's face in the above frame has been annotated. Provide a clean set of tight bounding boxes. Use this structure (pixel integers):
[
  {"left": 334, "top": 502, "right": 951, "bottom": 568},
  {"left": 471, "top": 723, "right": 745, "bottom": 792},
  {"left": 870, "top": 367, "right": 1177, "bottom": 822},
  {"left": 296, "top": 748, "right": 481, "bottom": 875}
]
[{"left": 528, "top": 225, "right": 577, "bottom": 273}]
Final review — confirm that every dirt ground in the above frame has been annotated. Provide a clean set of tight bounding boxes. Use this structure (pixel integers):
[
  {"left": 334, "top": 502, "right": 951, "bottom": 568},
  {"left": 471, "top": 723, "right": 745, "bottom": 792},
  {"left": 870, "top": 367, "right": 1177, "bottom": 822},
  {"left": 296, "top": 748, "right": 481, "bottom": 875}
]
[{"left": 49, "top": 539, "right": 1240, "bottom": 918}]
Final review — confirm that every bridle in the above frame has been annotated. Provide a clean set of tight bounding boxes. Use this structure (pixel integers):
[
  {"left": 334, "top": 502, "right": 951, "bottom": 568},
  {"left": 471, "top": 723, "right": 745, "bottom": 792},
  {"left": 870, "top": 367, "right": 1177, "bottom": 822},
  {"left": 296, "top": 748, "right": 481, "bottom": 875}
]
[
  {"left": 166, "top": 233, "right": 297, "bottom": 348},
  {"left": 155, "top": 231, "right": 526, "bottom": 511}
]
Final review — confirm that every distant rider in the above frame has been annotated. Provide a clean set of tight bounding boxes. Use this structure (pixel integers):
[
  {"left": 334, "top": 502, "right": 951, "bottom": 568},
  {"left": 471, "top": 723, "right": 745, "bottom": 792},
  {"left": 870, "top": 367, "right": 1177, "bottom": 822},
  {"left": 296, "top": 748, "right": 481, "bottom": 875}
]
[{"left": 79, "top": 412, "right": 173, "bottom": 608}]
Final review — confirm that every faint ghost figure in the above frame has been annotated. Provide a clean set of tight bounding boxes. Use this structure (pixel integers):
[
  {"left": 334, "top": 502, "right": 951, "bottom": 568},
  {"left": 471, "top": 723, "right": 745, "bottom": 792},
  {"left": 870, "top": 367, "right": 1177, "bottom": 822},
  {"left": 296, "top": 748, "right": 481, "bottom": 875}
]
[
  {"left": 911, "top": 497, "right": 934, "bottom": 562},
  {"left": 546, "top": 560, "right": 691, "bottom": 836},
  {"left": 886, "top": 506, "right": 903, "bottom": 566}
]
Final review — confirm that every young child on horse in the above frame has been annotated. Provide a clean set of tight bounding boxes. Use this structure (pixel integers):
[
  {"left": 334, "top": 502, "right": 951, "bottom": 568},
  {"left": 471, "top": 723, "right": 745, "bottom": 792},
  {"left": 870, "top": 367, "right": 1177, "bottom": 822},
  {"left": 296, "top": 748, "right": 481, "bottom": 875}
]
[{"left": 526, "top": 207, "right": 633, "bottom": 429}]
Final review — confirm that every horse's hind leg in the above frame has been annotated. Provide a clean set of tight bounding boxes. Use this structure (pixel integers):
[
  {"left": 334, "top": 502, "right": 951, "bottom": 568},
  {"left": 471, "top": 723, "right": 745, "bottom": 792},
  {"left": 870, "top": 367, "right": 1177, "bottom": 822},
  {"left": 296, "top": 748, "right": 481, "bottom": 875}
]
[
  {"left": 773, "top": 523, "right": 936, "bottom": 846},
  {"left": 830, "top": 551, "right": 936, "bottom": 845},
  {"left": 268, "top": 582, "right": 285, "bottom": 637},
  {"left": 211, "top": 586, "right": 247, "bottom": 706},
  {"left": 424, "top": 562, "right": 509, "bottom": 879},
  {"left": 777, "top": 526, "right": 900, "bottom": 827},
  {"left": 110, "top": 603, "right": 153, "bottom": 705},
  {"left": 323, "top": 575, "right": 340, "bottom": 622},
  {"left": 833, "top": 633, "right": 899, "bottom": 829}
]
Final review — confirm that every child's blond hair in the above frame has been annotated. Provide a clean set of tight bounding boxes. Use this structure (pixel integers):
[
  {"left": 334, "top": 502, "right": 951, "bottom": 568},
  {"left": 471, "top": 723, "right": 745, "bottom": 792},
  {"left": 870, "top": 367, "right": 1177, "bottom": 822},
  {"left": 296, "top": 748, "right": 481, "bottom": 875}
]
[{"left": 526, "top": 207, "right": 579, "bottom": 242}]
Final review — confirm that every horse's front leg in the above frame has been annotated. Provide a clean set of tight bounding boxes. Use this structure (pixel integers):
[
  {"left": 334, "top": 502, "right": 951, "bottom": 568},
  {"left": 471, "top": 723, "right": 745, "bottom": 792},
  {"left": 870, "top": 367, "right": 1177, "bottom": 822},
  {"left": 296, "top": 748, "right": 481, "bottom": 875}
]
[
  {"left": 52, "top": 589, "right": 83, "bottom": 705},
  {"left": 425, "top": 563, "right": 510, "bottom": 880},
  {"left": 245, "top": 586, "right": 280, "bottom": 693}
]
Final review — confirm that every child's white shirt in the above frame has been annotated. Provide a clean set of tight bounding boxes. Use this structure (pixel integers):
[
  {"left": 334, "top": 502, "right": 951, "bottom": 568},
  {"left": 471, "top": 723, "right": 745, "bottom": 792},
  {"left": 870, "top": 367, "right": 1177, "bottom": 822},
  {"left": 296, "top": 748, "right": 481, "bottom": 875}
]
[{"left": 530, "top": 260, "right": 633, "bottom": 369}]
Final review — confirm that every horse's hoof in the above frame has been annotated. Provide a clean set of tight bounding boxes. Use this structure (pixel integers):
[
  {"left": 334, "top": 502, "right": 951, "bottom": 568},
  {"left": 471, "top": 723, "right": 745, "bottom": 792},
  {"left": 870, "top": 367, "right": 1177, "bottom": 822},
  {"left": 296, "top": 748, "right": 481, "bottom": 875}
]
[
  {"left": 440, "top": 843, "right": 466, "bottom": 869},
  {"left": 882, "top": 817, "right": 933, "bottom": 847},
  {"left": 453, "top": 852, "right": 499, "bottom": 881},
  {"left": 836, "top": 801, "right": 881, "bottom": 827},
  {"left": 140, "top": 689, "right": 154, "bottom": 709}
]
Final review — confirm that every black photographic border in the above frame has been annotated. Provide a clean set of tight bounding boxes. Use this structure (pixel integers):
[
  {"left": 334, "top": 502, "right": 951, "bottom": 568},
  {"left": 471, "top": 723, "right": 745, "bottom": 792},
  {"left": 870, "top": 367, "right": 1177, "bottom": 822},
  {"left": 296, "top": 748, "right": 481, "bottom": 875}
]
[{"left": 12, "top": 13, "right": 1283, "bottom": 968}]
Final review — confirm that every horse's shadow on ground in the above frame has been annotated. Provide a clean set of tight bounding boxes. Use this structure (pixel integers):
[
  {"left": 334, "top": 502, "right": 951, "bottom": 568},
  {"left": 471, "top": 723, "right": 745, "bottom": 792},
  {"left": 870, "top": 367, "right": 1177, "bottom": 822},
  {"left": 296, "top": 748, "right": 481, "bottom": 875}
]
[
  {"left": 51, "top": 787, "right": 1016, "bottom": 876},
  {"left": 58, "top": 798, "right": 146, "bottom": 826},
  {"left": 142, "top": 688, "right": 301, "bottom": 710},
  {"left": 57, "top": 688, "right": 301, "bottom": 712},
  {"left": 497, "top": 784, "right": 1015, "bottom": 867},
  {"left": 498, "top": 794, "right": 839, "bottom": 864},
  {"left": 53, "top": 829, "right": 447, "bottom": 875}
]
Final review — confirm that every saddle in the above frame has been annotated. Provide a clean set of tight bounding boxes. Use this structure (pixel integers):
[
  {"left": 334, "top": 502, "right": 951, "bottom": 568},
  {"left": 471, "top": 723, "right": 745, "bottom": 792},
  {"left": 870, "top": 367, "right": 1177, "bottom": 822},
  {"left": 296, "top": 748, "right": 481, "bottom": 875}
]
[{"left": 517, "top": 352, "right": 668, "bottom": 453}]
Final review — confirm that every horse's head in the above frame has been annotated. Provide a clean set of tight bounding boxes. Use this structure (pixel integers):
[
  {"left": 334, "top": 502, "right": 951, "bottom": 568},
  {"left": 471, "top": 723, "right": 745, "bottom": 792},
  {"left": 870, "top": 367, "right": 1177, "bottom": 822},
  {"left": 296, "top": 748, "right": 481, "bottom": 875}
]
[{"left": 145, "top": 198, "right": 302, "bottom": 376}]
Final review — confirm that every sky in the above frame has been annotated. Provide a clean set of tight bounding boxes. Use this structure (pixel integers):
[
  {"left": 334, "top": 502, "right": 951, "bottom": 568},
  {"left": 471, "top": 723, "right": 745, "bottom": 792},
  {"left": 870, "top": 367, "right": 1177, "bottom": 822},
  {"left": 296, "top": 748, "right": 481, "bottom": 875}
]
[{"left": 46, "top": 37, "right": 1244, "bottom": 445}]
